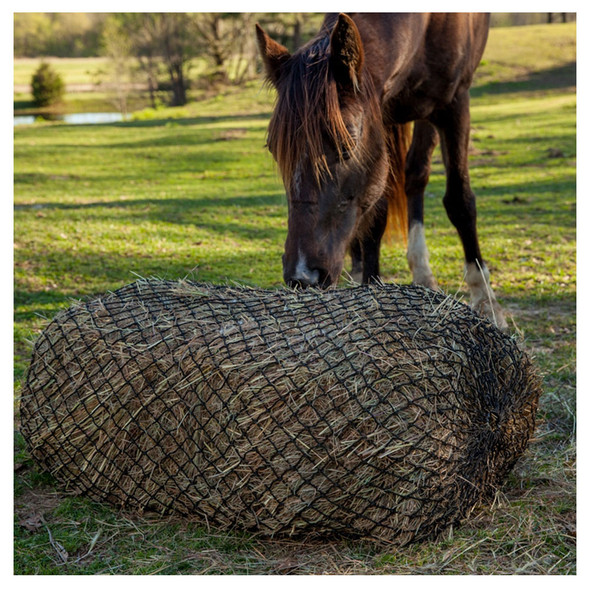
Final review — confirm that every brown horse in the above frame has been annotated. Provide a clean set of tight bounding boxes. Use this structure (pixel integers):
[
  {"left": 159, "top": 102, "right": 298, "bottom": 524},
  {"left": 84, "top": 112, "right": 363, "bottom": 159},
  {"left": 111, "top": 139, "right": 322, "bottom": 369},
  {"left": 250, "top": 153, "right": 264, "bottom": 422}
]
[{"left": 256, "top": 13, "right": 506, "bottom": 329}]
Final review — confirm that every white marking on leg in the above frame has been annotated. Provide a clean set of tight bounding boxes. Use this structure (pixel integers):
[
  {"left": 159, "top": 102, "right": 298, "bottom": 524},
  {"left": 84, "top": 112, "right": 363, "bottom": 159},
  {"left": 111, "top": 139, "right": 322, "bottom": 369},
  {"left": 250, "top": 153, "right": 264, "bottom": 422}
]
[
  {"left": 407, "top": 222, "right": 438, "bottom": 290},
  {"left": 465, "top": 261, "right": 491, "bottom": 308},
  {"left": 350, "top": 270, "right": 363, "bottom": 285},
  {"left": 294, "top": 249, "right": 319, "bottom": 285},
  {"left": 465, "top": 261, "right": 507, "bottom": 330}
]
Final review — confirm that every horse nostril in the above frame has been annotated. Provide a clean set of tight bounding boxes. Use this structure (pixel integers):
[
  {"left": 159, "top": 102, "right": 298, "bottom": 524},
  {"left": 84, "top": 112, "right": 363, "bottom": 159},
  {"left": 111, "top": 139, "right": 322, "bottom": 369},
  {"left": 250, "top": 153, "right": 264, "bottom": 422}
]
[
  {"left": 287, "top": 274, "right": 318, "bottom": 289},
  {"left": 286, "top": 268, "right": 333, "bottom": 290}
]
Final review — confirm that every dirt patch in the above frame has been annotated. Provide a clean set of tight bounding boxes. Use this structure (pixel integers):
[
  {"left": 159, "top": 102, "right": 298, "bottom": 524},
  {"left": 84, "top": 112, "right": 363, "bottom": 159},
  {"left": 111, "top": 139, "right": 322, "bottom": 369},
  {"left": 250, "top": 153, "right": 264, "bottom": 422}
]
[{"left": 15, "top": 487, "right": 62, "bottom": 532}]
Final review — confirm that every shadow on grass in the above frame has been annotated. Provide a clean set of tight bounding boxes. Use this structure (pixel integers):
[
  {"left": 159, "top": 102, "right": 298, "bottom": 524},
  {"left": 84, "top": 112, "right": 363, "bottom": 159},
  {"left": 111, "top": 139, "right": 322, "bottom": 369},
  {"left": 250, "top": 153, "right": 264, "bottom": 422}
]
[
  {"left": 15, "top": 245, "right": 285, "bottom": 315},
  {"left": 16, "top": 136, "right": 268, "bottom": 158},
  {"left": 472, "top": 62, "right": 576, "bottom": 98},
  {"left": 14, "top": 193, "right": 283, "bottom": 212},
  {"left": 480, "top": 175, "right": 576, "bottom": 200},
  {"left": 14, "top": 289, "right": 80, "bottom": 324},
  {"left": 111, "top": 111, "right": 272, "bottom": 129},
  {"left": 499, "top": 289, "right": 575, "bottom": 311},
  {"left": 14, "top": 193, "right": 287, "bottom": 243}
]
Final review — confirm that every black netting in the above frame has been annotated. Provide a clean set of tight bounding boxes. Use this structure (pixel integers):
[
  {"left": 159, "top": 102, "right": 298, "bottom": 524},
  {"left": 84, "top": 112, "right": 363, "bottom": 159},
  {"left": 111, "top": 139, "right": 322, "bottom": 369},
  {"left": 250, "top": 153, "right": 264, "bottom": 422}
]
[{"left": 19, "top": 280, "right": 541, "bottom": 544}]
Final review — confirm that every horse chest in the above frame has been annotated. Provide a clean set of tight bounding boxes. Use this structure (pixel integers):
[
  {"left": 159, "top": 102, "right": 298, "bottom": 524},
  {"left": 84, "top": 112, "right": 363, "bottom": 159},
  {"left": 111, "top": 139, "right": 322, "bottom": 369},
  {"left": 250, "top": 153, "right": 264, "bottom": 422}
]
[
  {"left": 381, "top": 84, "right": 437, "bottom": 124},
  {"left": 381, "top": 71, "right": 462, "bottom": 124}
]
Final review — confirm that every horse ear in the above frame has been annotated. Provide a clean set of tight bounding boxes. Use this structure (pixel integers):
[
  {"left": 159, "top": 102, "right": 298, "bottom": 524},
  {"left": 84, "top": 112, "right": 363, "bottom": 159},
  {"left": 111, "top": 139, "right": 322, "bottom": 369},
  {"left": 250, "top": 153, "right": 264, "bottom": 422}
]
[
  {"left": 330, "top": 13, "right": 364, "bottom": 91},
  {"left": 256, "top": 23, "right": 291, "bottom": 86}
]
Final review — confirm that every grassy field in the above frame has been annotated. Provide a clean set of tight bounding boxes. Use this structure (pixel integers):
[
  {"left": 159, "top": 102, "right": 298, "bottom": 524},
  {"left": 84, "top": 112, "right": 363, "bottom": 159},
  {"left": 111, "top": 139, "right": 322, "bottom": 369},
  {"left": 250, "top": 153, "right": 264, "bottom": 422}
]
[{"left": 13, "top": 22, "right": 576, "bottom": 574}]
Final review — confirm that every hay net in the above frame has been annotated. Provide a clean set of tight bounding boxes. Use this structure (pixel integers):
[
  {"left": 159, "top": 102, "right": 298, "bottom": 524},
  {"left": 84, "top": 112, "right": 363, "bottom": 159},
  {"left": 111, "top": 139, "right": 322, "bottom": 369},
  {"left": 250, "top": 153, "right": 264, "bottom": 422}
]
[{"left": 19, "top": 280, "right": 541, "bottom": 544}]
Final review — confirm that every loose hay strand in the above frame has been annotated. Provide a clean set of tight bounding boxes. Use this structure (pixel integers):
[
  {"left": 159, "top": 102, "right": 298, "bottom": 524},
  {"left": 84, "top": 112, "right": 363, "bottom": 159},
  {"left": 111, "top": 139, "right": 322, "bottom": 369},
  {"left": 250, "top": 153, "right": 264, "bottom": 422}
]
[{"left": 20, "top": 279, "right": 541, "bottom": 544}]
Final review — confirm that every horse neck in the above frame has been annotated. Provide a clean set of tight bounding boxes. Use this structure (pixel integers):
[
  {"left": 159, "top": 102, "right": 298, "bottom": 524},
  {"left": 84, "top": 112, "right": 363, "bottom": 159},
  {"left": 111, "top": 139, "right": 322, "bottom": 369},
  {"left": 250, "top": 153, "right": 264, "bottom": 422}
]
[{"left": 343, "top": 14, "right": 431, "bottom": 92}]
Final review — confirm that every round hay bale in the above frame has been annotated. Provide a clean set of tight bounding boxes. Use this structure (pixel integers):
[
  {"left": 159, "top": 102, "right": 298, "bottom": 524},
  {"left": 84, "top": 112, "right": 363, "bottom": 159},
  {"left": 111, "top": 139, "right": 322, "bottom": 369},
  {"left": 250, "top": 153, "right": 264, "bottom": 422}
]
[{"left": 19, "top": 279, "right": 541, "bottom": 544}]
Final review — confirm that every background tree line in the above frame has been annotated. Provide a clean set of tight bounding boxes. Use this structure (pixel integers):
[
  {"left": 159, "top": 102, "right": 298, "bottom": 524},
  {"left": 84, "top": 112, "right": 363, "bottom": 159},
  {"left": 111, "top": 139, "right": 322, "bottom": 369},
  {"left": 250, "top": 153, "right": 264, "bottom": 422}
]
[
  {"left": 14, "top": 12, "right": 576, "bottom": 109},
  {"left": 15, "top": 13, "right": 328, "bottom": 108},
  {"left": 14, "top": 12, "right": 576, "bottom": 59}
]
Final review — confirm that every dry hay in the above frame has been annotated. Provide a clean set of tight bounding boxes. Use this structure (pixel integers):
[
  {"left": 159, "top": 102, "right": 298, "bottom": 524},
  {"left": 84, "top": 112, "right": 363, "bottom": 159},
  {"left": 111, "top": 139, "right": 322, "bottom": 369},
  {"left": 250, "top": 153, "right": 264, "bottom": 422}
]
[{"left": 19, "top": 280, "right": 541, "bottom": 545}]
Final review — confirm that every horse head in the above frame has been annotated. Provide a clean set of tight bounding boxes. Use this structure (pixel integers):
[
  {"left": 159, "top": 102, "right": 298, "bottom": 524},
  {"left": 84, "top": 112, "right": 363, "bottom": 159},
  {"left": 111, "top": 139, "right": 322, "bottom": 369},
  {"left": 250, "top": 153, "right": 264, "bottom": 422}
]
[{"left": 257, "top": 14, "right": 392, "bottom": 288}]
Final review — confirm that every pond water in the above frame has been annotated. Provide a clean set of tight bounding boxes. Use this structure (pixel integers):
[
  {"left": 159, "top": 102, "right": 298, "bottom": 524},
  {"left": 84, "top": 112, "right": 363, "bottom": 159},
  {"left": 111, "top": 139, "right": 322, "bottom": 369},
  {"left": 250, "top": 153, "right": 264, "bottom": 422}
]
[{"left": 14, "top": 112, "right": 126, "bottom": 126}]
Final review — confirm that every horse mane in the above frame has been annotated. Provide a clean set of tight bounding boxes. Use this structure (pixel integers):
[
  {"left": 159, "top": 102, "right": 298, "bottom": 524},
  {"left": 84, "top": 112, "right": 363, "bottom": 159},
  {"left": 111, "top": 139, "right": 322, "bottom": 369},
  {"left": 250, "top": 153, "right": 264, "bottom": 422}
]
[
  {"left": 266, "top": 27, "right": 410, "bottom": 242},
  {"left": 266, "top": 35, "right": 360, "bottom": 188}
]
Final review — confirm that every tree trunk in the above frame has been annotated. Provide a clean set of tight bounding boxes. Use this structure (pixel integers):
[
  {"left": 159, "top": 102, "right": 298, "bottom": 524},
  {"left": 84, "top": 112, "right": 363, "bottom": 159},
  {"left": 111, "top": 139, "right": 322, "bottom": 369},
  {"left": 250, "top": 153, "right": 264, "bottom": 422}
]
[
  {"left": 139, "top": 54, "right": 159, "bottom": 109},
  {"left": 209, "top": 16, "right": 227, "bottom": 82},
  {"left": 161, "top": 21, "right": 188, "bottom": 106},
  {"left": 147, "top": 76, "right": 157, "bottom": 109},
  {"left": 168, "top": 63, "right": 186, "bottom": 106}
]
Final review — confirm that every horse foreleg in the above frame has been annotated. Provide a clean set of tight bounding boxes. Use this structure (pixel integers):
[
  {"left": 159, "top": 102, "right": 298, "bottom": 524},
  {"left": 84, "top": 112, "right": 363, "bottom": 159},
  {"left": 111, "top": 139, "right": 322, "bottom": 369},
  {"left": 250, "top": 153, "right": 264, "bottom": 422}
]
[
  {"left": 349, "top": 195, "right": 388, "bottom": 284},
  {"left": 349, "top": 238, "right": 363, "bottom": 284},
  {"left": 405, "top": 120, "right": 439, "bottom": 290},
  {"left": 431, "top": 91, "right": 507, "bottom": 330}
]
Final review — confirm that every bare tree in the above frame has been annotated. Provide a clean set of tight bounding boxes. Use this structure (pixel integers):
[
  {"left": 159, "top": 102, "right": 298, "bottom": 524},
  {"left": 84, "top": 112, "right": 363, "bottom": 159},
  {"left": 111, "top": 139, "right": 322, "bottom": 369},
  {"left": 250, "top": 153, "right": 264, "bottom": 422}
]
[
  {"left": 255, "top": 13, "right": 324, "bottom": 52},
  {"left": 101, "top": 17, "right": 134, "bottom": 115},
  {"left": 192, "top": 14, "right": 258, "bottom": 84},
  {"left": 158, "top": 14, "right": 193, "bottom": 106},
  {"left": 109, "top": 13, "right": 196, "bottom": 107},
  {"left": 120, "top": 15, "right": 163, "bottom": 108}
]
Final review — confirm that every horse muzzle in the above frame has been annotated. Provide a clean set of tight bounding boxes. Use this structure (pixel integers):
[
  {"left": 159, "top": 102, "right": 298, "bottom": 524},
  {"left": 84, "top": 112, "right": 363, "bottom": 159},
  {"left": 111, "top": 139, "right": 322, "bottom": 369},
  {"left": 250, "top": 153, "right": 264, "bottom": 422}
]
[{"left": 283, "top": 252, "right": 334, "bottom": 289}]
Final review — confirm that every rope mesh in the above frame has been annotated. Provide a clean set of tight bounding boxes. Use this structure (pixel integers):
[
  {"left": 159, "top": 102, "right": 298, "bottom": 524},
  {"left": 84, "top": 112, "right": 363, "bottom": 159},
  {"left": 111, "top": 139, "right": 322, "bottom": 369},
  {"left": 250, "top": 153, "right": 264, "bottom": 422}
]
[{"left": 19, "top": 280, "right": 541, "bottom": 544}]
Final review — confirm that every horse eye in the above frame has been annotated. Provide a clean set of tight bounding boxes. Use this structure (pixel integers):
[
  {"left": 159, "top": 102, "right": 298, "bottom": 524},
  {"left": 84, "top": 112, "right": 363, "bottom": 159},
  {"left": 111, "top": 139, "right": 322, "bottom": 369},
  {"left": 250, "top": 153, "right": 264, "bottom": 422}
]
[{"left": 339, "top": 131, "right": 359, "bottom": 162}]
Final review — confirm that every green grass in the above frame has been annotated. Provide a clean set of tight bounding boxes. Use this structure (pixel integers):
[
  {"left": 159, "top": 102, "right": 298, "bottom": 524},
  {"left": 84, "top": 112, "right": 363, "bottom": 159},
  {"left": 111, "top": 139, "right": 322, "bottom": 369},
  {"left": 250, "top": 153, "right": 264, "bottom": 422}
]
[
  {"left": 14, "top": 23, "right": 576, "bottom": 574},
  {"left": 473, "top": 22, "right": 576, "bottom": 94}
]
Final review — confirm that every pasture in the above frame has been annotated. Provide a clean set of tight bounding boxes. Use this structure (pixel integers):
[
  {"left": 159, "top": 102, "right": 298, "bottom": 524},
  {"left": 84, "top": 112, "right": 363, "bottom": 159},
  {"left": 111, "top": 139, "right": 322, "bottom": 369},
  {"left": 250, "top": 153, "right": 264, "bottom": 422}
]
[{"left": 14, "top": 22, "right": 576, "bottom": 574}]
